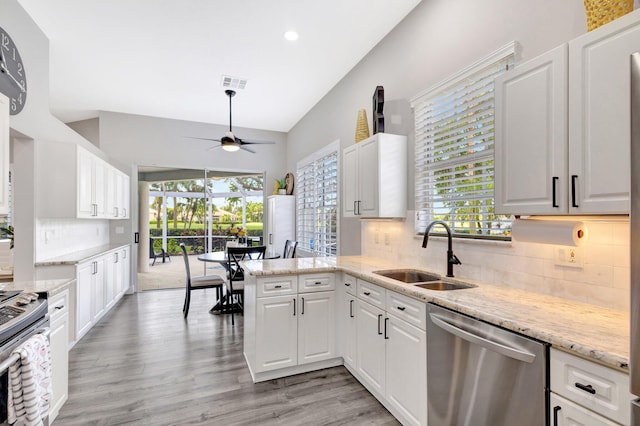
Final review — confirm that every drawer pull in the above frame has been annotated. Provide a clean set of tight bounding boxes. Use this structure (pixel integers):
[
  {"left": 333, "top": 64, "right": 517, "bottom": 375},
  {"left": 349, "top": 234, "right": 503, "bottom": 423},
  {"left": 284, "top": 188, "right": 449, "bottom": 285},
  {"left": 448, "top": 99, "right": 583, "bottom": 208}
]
[
  {"left": 274, "top": 285, "right": 282, "bottom": 289},
  {"left": 344, "top": 282, "right": 351, "bottom": 287},
  {"left": 575, "top": 382, "right": 596, "bottom": 394},
  {"left": 364, "top": 291, "right": 371, "bottom": 296},
  {"left": 397, "top": 306, "right": 406, "bottom": 311},
  {"left": 55, "top": 305, "right": 64, "bottom": 310},
  {"left": 313, "top": 281, "right": 322, "bottom": 285}
]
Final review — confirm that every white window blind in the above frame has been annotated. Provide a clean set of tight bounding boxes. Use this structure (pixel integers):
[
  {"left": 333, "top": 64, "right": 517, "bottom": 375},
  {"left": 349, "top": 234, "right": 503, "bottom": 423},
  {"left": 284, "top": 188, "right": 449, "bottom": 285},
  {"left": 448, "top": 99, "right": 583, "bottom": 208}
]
[
  {"left": 413, "top": 44, "right": 515, "bottom": 239},
  {"left": 296, "top": 144, "right": 339, "bottom": 256}
]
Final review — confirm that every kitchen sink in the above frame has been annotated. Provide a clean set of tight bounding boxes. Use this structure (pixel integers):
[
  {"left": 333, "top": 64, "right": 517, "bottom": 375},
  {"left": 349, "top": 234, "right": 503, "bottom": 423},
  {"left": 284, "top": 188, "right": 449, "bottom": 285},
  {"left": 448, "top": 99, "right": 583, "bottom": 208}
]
[
  {"left": 414, "top": 281, "right": 476, "bottom": 291},
  {"left": 373, "top": 269, "right": 441, "bottom": 283}
]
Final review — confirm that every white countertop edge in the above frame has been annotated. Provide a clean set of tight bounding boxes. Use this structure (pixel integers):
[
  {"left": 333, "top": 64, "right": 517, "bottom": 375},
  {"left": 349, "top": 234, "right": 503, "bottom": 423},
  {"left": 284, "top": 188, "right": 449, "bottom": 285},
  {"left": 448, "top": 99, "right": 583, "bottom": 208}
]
[{"left": 35, "top": 243, "right": 131, "bottom": 266}]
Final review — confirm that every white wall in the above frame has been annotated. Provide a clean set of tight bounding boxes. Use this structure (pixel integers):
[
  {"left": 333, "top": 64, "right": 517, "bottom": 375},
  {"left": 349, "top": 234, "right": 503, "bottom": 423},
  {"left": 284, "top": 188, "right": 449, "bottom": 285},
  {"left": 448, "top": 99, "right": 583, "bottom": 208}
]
[{"left": 286, "top": 0, "right": 588, "bottom": 255}]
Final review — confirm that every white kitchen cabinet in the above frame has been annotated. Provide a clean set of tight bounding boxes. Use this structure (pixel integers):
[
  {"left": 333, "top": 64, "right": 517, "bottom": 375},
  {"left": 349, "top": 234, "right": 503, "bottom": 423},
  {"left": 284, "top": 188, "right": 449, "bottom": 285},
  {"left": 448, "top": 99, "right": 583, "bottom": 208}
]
[
  {"left": 298, "top": 291, "right": 336, "bottom": 365},
  {"left": 75, "top": 261, "right": 94, "bottom": 340},
  {"left": 105, "top": 251, "right": 118, "bottom": 310},
  {"left": 495, "top": 10, "right": 640, "bottom": 215},
  {"left": 266, "top": 195, "right": 295, "bottom": 258},
  {"left": 386, "top": 313, "right": 427, "bottom": 426},
  {"left": 550, "top": 348, "right": 631, "bottom": 425},
  {"left": 255, "top": 294, "right": 298, "bottom": 371},
  {"left": 48, "top": 288, "right": 70, "bottom": 423},
  {"left": 356, "top": 298, "right": 386, "bottom": 395},
  {"left": 342, "top": 133, "right": 407, "bottom": 218},
  {"left": 338, "top": 274, "right": 357, "bottom": 368},
  {"left": 0, "top": 94, "right": 10, "bottom": 215},
  {"left": 550, "top": 393, "right": 620, "bottom": 426},
  {"left": 91, "top": 257, "right": 106, "bottom": 323},
  {"left": 120, "top": 245, "right": 130, "bottom": 295},
  {"left": 107, "top": 169, "right": 130, "bottom": 219},
  {"left": 35, "top": 141, "right": 130, "bottom": 219},
  {"left": 495, "top": 44, "right": 568, "bottom": 214}
]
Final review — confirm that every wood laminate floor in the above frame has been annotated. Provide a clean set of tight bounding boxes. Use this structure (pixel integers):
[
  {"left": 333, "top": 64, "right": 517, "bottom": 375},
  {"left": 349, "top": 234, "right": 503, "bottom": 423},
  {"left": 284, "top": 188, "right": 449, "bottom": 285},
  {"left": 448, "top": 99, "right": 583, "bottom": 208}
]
[{"left": 54, "top": 289, "right": 399, "bottom": 426}]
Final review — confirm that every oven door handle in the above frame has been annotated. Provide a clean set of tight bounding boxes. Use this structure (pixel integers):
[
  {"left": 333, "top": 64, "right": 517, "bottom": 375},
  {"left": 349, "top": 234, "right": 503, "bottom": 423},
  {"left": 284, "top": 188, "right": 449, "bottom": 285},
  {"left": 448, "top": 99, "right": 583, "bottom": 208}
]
[{"left": 429, "top": 313, "right": 536, "bottom": 363}]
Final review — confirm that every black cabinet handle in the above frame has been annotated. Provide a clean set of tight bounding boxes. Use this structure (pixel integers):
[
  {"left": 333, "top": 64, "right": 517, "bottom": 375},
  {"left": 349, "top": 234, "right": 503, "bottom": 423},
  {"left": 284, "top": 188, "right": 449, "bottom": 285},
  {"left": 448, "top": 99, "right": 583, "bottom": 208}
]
[
  {"left": 552, "top": 176, "right": 559, "bottom": 208},
  {"left": 553, "top": 406, "right": 561, "bottom": 425},
  {"left": 55, "top": 305, "right": 64, "bottom": 310},
  {"left": 292, "top": 299, "right": 296, "bottom": 316},
  {"left": 377, "top": 314, "right": 383, "bottom": 335},
  {"left": 384, "top": 317, "right": 389, "bottom": 340},
  {"left": 344, "top": 282, "right": 351, "bottom": 287},
  {"left": 354, "top": 201, "right": 357, "bottom": 215},
  {"left": 314, "top": 281, "right": 322, "bottom": 285},
  {"left": 575, "top": 382, "right": 596, "bottom": 394},
  {"left": 397, "top": 306, "right": 406, "bottom": 311},
  {"left": 349, "top": 300, "right": 354, "bottom": 318},
  {"left": 571, "top": 175, "right": 579, "bottom": 208},
  {"left": 301, "top": 297, "right": 305, "bottom": 315},
  {"left": 364, "top": 291, "right": 371, "bottom": 296},
  {"left": 274, "top": 285, "right": 282, "bottom": 289}
]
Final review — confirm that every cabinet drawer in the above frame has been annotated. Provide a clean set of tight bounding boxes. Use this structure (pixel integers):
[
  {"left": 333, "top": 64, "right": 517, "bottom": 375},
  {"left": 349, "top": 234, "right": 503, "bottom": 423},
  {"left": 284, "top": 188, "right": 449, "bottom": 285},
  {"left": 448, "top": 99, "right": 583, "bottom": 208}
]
[
  {"left": 341, "top": 274, "right": 356, "bottom": 296},
  {"left": 550, "top": 348, "right": 630, "bottom": 425},
  {"left": 385, "top": 290, "right": 426, "bottom": 331},
  {"left": 298, "top": 273, "right": 335, "bottom": 293},
  {"left": 257, "top": 276, "right": 297, "bottom": 297},
  {"left": 357, "top": 280, "right": 386, "bottom": 310},
  {"left": 49, "top": 289, "right": 70, "bottom": 319},
  {"left": 550, "top": 393, "right": 620, "bottom": 426}
]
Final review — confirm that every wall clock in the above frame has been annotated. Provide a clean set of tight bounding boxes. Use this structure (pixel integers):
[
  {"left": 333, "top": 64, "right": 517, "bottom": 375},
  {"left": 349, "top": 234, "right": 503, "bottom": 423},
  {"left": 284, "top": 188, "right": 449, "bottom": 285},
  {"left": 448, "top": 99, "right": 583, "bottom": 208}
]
[{"left": 0, "top": 26, "right": 27, "bottom": 115}]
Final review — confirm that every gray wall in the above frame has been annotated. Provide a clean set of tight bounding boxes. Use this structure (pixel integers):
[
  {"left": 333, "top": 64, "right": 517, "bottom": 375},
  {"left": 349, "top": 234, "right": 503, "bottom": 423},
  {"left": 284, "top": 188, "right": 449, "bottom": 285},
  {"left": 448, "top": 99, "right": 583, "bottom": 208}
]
[{"left": 286, "top": 0, "right": 588, "bottom": 255}]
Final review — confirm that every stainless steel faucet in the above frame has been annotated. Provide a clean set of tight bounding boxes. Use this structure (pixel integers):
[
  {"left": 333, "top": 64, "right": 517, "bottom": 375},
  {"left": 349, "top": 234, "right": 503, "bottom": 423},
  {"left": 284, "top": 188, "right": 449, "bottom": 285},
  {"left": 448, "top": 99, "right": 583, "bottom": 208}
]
[{"left": 422, "top": 220, "right": 461, "bottom": 277}]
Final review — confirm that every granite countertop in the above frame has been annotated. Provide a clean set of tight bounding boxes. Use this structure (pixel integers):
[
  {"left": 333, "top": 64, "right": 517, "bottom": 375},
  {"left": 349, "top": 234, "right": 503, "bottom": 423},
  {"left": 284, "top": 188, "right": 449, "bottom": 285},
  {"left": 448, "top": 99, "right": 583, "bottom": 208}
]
[
  {"left": 35, "top": 243, "right": 130, "bottom": 266},
  {"left": 0, "top": 278, "right": 74, "bottom": 297},
  {"left": 242, "top": 255, "right": 630, "bottom": 371}
]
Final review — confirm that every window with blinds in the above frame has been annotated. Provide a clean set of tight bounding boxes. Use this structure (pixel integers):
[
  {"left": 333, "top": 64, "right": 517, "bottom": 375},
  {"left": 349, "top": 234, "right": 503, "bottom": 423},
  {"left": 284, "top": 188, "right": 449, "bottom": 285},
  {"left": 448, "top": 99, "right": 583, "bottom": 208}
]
[
  {"left": 412, "top": 44, "right": 515, "bottom": 239},
  {"left": 296, "top": 144, "right": 339, "bottom": 256}
]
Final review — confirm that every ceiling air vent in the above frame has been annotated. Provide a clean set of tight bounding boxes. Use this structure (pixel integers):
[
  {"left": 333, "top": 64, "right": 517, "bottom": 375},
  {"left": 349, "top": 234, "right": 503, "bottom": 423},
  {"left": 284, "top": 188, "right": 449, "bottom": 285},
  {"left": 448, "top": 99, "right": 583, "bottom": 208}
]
[{"left": 221, "top": 75, "right": 248, "bottom": 90}]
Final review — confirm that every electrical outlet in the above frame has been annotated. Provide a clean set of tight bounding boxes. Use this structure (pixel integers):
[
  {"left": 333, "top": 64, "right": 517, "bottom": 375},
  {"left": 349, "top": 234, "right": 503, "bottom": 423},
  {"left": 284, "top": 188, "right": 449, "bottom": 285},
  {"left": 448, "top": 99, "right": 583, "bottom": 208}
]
[
  {"left": 115, "top": 226, "right": 124, "bottom": 234},
  {"left": 554, "top": 247, "right": 584, "bottom": 268}
]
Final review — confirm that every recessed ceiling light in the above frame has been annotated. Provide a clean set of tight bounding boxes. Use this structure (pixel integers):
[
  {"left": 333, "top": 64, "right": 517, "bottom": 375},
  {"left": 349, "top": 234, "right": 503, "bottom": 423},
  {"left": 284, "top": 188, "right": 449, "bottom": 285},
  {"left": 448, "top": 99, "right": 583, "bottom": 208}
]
[{"left": 284, "top": 30, "right": 299, "bottom": 41}]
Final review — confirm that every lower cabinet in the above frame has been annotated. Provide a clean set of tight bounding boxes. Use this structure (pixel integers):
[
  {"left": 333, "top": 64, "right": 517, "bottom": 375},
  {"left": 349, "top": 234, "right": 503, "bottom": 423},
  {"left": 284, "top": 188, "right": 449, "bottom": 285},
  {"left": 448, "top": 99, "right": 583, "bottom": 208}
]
[
  {"left": 48, "top": 289, "right": 70, "bottom": 423},
  {"left": 352, "top": 279, "right": 427, "bottom": 426},
  {"left": 549, "top": 348, "right": 631, "bottom": 425},
  {"left": 75, "top": 245, "right": 130, "bottom": 342},
  {"left": 338, "top": 274, "right": 357, "bottom": 369},
  {"left": 248, "top": 273, "right": 337, "bottom": 378}
]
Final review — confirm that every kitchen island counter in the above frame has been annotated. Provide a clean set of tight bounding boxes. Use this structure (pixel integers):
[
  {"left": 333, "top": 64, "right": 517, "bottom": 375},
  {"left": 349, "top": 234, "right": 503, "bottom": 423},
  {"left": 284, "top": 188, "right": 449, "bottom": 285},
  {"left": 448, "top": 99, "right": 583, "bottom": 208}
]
[{"left": 242, "top": 255, "right": 629, "bottom": 371}]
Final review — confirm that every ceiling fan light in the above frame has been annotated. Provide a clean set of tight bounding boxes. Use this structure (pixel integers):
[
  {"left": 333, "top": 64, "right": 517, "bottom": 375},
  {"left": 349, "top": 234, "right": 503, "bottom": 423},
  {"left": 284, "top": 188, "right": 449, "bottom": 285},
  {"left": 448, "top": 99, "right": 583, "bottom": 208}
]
[{"left": 221, "top": 142, "right": 240, "bottom": 152}]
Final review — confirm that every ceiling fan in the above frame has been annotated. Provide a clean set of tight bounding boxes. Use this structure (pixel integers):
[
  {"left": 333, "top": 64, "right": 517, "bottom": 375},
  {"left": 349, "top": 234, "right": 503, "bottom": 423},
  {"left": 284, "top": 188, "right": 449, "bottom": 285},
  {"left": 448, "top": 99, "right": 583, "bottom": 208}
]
[{"left": 188, "top": 89, "right": 275, "bottom": 153}]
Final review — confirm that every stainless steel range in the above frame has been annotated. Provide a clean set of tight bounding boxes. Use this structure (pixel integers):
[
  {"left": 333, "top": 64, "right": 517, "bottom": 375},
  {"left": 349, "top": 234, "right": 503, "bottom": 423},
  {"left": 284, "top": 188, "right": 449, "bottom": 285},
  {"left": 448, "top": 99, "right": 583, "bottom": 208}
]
[{"left": 0, "top": 290, "right": 49, "bottom": 424}]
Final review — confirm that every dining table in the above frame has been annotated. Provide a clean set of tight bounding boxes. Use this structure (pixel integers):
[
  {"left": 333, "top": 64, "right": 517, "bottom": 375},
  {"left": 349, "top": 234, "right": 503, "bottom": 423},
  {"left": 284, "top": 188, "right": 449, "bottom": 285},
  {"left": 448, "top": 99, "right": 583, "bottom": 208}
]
[{"left": 196, "top": 250, "right": 280, "bottom": 313}]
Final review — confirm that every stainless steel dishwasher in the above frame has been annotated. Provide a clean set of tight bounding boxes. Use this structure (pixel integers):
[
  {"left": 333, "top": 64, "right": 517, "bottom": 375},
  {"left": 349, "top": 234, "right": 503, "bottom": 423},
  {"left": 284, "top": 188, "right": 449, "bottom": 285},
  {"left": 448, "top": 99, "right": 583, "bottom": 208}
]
[{"left": 426, "top": 304, "right": 548, "bottom": 426}]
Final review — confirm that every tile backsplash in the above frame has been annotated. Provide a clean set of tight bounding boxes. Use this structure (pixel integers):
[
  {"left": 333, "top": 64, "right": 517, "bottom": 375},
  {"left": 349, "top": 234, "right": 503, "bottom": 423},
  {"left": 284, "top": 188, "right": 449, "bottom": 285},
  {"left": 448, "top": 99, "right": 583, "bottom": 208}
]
[
  {"left": 35, "top": 218, "right": 109, "bottom": 262},
  {"left": 362, "top": 212, "right": 630, "bottom": 311}
]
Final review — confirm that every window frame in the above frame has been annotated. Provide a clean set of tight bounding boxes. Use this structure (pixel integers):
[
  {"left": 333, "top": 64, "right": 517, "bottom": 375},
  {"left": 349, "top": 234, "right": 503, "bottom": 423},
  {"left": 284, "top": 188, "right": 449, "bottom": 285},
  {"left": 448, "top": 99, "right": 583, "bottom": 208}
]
[
  {"left": 411, "top": 42, "right": 517, "bottom": 240},
  {"left": 296, "top": 140, "right": 340, "bottom": 257}
]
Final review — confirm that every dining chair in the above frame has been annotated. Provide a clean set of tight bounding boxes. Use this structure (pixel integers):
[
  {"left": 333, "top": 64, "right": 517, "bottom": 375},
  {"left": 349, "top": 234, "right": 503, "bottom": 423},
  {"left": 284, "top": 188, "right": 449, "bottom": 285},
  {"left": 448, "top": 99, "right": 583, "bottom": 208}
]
[
  {"left": 283, "top": 240, "right": 298, "bottom": 258},
  {"left": 226, "top": 245, "right": 266, "bottom": 325},
  {"left": 180, "top": 243, "right": 225, "bottom": 318}
]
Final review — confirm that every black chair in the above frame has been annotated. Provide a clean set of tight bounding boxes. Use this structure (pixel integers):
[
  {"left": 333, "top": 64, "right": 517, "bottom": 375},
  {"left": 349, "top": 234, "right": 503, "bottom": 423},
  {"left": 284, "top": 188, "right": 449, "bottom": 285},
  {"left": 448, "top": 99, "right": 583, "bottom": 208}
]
[
  {"left": 226, "top": 245, "right": 266, "bottom": 325},
  {"left": 150, "top": 238, "right": 170, "bottom": 266},
  {"left": 283, "top": 240, "right": 298, "bottom": 258},
  {"left": 180, "top": 243, "right": 225, "bottom": 318}
]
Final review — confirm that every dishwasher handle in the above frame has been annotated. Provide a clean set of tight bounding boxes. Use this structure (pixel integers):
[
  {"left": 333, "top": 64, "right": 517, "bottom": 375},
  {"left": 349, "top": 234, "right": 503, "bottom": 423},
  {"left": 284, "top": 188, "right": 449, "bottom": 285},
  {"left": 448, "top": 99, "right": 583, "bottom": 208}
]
[{"left": 429, "top": 313, "right": 537, "bottom": 364}]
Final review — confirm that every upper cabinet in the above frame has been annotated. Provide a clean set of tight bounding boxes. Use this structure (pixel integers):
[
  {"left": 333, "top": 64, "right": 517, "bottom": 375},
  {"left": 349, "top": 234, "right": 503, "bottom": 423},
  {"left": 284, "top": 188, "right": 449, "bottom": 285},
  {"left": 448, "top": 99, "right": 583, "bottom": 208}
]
[
  {"left": 0, "top": 94, "right": 9, "bottom": 215},
  {"left": 495, "top": 10, "right": 640, "bottom": 215},
  {"left": 342, "top": 133, "right": 407, "bottom": 218},
  {"left": 36, "top": 141, "right": 130, "bottom": 219}
]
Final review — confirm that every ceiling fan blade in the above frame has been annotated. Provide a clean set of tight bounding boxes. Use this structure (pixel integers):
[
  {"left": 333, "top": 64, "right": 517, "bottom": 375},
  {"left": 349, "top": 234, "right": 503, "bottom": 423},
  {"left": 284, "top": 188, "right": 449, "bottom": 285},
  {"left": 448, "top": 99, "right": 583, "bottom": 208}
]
[
  {"left": 207, "top": 145, "right": 222, "bottom": 151},
  {"left": 241, "top": 139, "right": 276, "bottom": 145},
  {"left": 239, "top": 145, "right": 256, "bottom": 154},
  {"left": 186, "top": 136, "right": 222, "bottom": 143}
]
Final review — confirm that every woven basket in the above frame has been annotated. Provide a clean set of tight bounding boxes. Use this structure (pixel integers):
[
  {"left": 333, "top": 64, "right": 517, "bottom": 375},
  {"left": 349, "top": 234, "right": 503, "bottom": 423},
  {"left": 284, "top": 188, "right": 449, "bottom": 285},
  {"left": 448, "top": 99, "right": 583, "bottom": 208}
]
[
  {"left": 584, "top": 0, "right": 634, "bottom": 31},
  {"left": 355, "top": 109, "right": 370, "bottom": 143}
]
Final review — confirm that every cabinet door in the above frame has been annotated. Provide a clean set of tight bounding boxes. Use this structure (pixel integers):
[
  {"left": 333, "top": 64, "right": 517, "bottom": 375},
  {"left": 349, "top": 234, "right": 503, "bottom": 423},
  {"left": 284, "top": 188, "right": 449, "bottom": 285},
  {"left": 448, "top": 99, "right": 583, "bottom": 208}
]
[
  {"left": 105, "top": 253, "right": 117, "bottom": 309},
  {"left": 121, "top": 246, "right": 130, "bottom": 295},
  {"left": 92, "top": 258, "right": 106, "bottom": 321},
  {"left": 343, "top": 144, "right": 359, "bottom": 217},
  {"left": 386, "top": 314, "right": 427, "bottom": 426},
  {"left": 255, "top": 295, "right": 297, "bottom": 372},
  {"left": 298, "top": 291, "right": 335, "bottom": 365},
  {"left": 120, "top": 173, "right": 130, "bottom": 218},
  {"left": 550, "top": 393, "right": 619, "bottom": 426},
  {"left": 93, "top": 158, "right": 108, "bottom": 217},
  {"left": 49, "top": 308, "right": 69, "bottom": 423},
  {"left": 0, "top": 95, "right": 9, "bottom": 215},
  {"left": 267, "top": 197, "right": 276, "bottom": 256},
  {"left": 76, "top": 262, "right": 93, "bottom": 339},
  {"left": 77, "top": 149, "right": 94, "bottom": 218},
  {"left": 341, "top": 294, "right": 357, "bottom": 368},
  {"left": 495, "top": 44, "right": 568, "bottom": 214},
  {"left": 357, "top": 137, "right": 379, "bottom": 217},
  {"left": 356, "top": 299, "right": 386, "bottom": 395},
  {"left": 568, "top": 14, "right": 640, "bottom": 213},
  {"left": 106, "top": 167, "right": 118, "bottom": 218}
]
